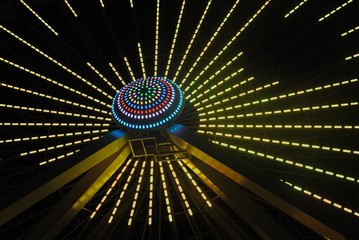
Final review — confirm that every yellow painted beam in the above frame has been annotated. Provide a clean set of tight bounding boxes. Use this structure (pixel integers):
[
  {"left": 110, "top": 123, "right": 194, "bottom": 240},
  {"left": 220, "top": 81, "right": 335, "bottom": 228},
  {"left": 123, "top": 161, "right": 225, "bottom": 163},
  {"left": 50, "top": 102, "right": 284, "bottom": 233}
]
[
  {"left": 27, "top": 144, "right": 131, "bottom": 239},
  {"left": 0, "top": 131, "right": 127, "bottom": 225}
]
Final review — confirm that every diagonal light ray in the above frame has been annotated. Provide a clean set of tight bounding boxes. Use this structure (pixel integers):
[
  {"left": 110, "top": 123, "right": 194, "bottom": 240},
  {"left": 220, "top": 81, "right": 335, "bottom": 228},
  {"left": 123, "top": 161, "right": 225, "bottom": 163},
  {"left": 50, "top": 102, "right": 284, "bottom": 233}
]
[
  {"left": 173, "top": 0, "right": 212, "bottom": 82},
  {"left": 0, "top": 103, "right": 112, "bottom": 121},
  {"left": 197, "top": 81, "right": 279, "bottom": 112},
  {"left": 180, "top": 0, "right": 240, "bottom": 87},
  {"left": 137, "top": 43, "right": 147, "bottom": 79},
  {"left": 202, "top": 130, "right": 359, "bottom": 155},
  {"left": 0, "top": 57, "right": 111, "bottom": 108},
  {"left": 39, "top": 149, "right": 80, "bottom": 165},
  {"left": 148, "top": 158, "right": 155, "bottom": 225},
  {"left": 199, "top": 79, "right": 358, "bottom": 114},
  {"left": 64, "top": 0, "right": 78, "bottom": 17},
  {"left": 19, "top": 0, "right": 59, "bottom": 36},
  {"left": 207, "top": 137, "right": 359, "bottom": 184},
  {"left": 128, "top": 160, "right": 147, "bottom": 226},
  {"left": 90, "top": 158, "right": 134, "bottom": 219},
  {"left": 318, "top": 0, "right": 354, "bottom": 22},
  {"left": 154, "top": 0, "right": 160, "bottom": 76},
  {"left": 164, "top": 0, "right": 186, "bottom": 77},
  {"left": 341, "top": 25, "right": 359, "bottom": 37},
  {"left": 199, "top": 101, "right": 358, "bottom": 119},
  {"left": 284, "top": 0, "right": 310, "bottom": 18},
  {"left": 158, "top": 161, "right": 173, "bottom": 222},
  {"left": 185, "top": 52, "right": 244, "bottom": 97},
  {"left": 0, "top": 122, "right": 110, "bottom": 127},
  {"left": 109, "top": 159, "right": 140, "bottom": 224},
  {"left": 192, "top": 72, "right": 250, "bottom": 106},
  {"left": 19, "top": 135, "right": 103, "bottom": 157},
  {"left": 182, "top": 0, "right": 271, "bottom": 87},
  {"left": 99, "top": 0, "right": 105, "bottom": 8},
  {"left": 109, "top": 62, "right": 127, "bottom": 86},
  {"left": 0, "top": 82, "right": 110, "bottom": 115},
  {"left": 260, "top": 79, "right": 358, "bottom": 104},
  {"left": 177, "top": 160, "right": 212, "bottom": 207},
  {"left": 87, "top": 62, "right": 118, "bottom": 92},
  {"left": 0, "top": 25, "right": 112, "bottom": 100},
  {"left": 0, "top": 129, "right": 109, "bottom": 145},
  {"left": 283, "top": 180, "right": 359, "bottom": 217},
  {"left": 345, "top": 52, "right": 359, "bottom": 60},
  {"left": 199, "top": 123, "right": 359, "bottom": 130},
  {"left": 124, "top": 57, "right": 136, "bottom": 81},
  {"left": 168, "top": 162, "right": 193, "bottom": 216}
]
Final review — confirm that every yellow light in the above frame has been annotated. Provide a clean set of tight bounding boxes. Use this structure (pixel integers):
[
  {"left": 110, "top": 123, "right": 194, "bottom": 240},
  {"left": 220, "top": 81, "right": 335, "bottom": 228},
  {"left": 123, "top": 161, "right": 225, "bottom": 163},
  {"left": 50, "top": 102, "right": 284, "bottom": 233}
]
[
  {"left": 341, "top": 25, "right": 359, "bottom": 37},
  {"left": 184, "top": 0, "right": 271, "bottom": 88},
  {"left": 197, "top": 80, "right": 278, "bottom": 111},
  {"left": 208, "top": 138, "right": 359, "bottom": 184},
  {"left": 14, "top": 38, "right": 111, "bottom": 98},
  {"left": 148, "top": 159, "right": 154, "bottom": 225},
  {"left": 109, "top": 160, "right": 139, "bottom": 224},
  {"left": 154, "top": 0, "right": 160, "bottom": 76},
  {"left": 87, "top": 62, "right": 117, "bottom": 91},
  {"left": 284, "top": 0, "right": 309, "bottom": 18},
  {"left": 168, "top": 162, "right": 193, "bottom": 216},
  {"left": 180, "top": 0, "right": 240, "bottom": 87},
  {"left": 1, "top": 129, "right": 108, "bottom": 145},
  {"left": 173, "top": 0, "right": 212, "bottom": 82},
  {"left": 109, "top": 62, "right": 127, "bottom": 85},
  {"left": 207, "top": 130, "right": 359, "bottom": 156},
  {"left": 20, "top": 136, "right": 101, "bottom": 157},
  {"left": 64, "top": 0, "right": 78, "bottom": 17},
  {"left": 124, "top": 57, "right": 136, "bottom": 81},
  {"left": 0, "top": 82, "right": 110, "bottom": 114},
  {"left": 185, "top": 53, "right": 243, "bottom": 98},
  {"left": 318, "top": 0, "right": 353, "bottom": 22},
  {"left": 39, "top": 150, "right": 78, "bottom": 165},
  {"left": 90, "top": 158, "right": 134, "bottom": 219},
  {"left": 99, "top": 0, "right": 105, "bottom": 8},
  {"left": 0, "top": 122, "right": 109, "bottom": 127},
  {"left": 283, "top": 180, "right": 359, "bottom": 218},
  {"left": 203, "top": 101, "right": 358, "bottom": 120},
  {"left": 240, "top": 79, "right": 357, "bottom": 111},
  {"left": 177, "top": 161, "right": 212, "bottom": 207},
  {"left": 0, "top": 57, "right": 111, "bottom": 107},
  {"left": 165, "top": 0, "right": 186, "bottom": 77},
  {"left": 0, "top": 103, "right": 111, "bottom": 121},
  {"left": 128, "top": 161, "right": 147, "bottom": 225},
  {"left": 20, "top": 0, "right": 59, "bottom": 36},
  {"left": 345, "top": 53, "right": 359, "bottom": 61},
  {"left": 159, "top": 162, "right": 173, "bottom": 222},
  {"left": 137, "top": 43, "right": 147, "bottom": 79}
]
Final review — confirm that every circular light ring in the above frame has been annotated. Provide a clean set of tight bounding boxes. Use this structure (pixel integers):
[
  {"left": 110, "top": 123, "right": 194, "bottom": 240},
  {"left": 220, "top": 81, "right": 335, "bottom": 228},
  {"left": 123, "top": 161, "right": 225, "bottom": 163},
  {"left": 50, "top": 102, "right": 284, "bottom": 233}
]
[
  {"left": 118, "top": 78, "right": 173, "bottom": 116},
  {"left": 112, "top": 77, "right": 184, "bottom": 129}
]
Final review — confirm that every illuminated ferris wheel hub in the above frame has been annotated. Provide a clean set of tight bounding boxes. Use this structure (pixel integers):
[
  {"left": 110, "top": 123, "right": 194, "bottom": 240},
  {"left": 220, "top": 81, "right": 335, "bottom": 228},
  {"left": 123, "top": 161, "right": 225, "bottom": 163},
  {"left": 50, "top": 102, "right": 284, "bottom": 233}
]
[{"left": 111, "top": 77, "right": 184, "bottom": 130}]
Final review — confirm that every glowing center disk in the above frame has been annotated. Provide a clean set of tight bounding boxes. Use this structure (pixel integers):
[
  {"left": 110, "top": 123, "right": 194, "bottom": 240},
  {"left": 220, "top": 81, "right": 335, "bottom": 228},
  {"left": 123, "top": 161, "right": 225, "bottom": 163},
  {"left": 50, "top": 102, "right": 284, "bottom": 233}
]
[{"left": 112, "top": 77, "right": 184, "bottom": 129}]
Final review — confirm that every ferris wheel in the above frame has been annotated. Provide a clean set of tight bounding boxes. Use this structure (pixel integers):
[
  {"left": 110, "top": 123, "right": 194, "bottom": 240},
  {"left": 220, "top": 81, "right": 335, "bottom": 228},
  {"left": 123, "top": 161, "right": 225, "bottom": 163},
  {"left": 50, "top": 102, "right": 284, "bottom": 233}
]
[{"left": 0, "top": 0, "right": 359, "bottom": 239}]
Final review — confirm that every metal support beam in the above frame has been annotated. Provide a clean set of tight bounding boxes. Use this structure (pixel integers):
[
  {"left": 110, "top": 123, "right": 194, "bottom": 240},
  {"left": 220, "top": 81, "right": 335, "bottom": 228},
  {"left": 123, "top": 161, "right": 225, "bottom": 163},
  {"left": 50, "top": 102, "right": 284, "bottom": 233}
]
[
  {"left": 176, "top": 160, "right": 253, "bottom": 240},
  {"left": 0, "top": 130, "right": 127, "bottom": 225},
  {"left": 27, "top": 143, "right": 131, "bottom": 239},
  {"left": 167, "top": 124, "right": 359, "bottom": 240},
  {"left": 182, "top": 158, "right": 292, "bottom": 240}
]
